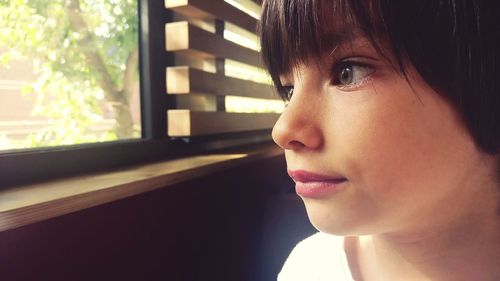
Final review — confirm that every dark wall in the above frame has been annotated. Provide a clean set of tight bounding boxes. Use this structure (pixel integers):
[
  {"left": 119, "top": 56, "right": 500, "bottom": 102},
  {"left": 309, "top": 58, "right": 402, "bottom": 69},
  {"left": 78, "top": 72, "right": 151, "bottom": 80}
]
[{"left": 0, "top": 155, "right": 315, "bottom": 281}]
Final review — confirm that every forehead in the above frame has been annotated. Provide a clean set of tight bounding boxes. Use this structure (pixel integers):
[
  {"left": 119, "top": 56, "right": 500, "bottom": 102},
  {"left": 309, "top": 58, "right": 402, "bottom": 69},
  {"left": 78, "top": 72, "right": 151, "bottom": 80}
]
[{"left": 260, "top": 0, "right": 384, "bottom": 77}]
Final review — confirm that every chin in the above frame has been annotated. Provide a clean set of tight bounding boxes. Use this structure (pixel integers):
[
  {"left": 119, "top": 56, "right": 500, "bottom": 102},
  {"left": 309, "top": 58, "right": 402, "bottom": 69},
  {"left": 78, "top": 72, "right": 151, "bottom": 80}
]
[
  {"left": 305, "top": 207, "right": 352, "bottom": 236},
  {"left": 304, "top": 203, "right": 377, "bottom": 236}
]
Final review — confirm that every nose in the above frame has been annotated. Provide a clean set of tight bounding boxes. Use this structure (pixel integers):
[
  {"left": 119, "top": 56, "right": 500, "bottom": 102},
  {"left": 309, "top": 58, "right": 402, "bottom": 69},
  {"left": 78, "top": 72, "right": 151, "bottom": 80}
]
[{"left": 272, "top": 94, "right": 324, "bottom": 151}]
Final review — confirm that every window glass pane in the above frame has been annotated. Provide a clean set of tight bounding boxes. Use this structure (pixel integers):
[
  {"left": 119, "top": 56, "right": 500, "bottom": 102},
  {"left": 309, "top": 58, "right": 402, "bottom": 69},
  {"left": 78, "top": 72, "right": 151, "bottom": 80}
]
[{"left": 0, "top": 0, "right": 140, "bottom": 151}]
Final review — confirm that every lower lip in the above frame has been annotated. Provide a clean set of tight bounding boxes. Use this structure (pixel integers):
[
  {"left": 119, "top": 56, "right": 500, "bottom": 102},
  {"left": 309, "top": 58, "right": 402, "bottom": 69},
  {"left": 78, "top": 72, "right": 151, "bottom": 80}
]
[{"left": 295, "top": 180, "right": 347, "bottom": 198}]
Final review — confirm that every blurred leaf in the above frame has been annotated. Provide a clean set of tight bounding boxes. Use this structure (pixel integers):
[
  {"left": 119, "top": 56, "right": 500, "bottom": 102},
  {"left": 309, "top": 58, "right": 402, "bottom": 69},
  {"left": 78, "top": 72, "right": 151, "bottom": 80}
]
[{"left": 0, "top": 0, "right": 139, "bottom": 148}]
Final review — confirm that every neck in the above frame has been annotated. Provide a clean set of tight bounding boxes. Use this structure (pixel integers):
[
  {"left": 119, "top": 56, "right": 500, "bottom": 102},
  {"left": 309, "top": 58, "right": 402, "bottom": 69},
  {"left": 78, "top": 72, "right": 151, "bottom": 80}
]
[
  {"left": 369, "top": 208, "right": 500, "bottom": 281},
  {"left": 358, "top": 156, "right": 500, "bottom": 281}
]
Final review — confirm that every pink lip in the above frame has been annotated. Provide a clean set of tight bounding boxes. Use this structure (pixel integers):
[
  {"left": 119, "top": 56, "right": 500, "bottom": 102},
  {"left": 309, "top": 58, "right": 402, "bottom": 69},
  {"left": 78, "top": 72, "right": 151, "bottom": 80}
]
[{"left": 288, "top": 169, "right": 348, "bottom": 198}]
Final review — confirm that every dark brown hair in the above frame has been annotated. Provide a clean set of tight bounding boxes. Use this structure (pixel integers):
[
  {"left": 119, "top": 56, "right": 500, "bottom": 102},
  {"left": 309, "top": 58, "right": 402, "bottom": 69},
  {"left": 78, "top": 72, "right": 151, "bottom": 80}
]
[{"left": 259, "top": 0, "right": 499, "bottom": 154}]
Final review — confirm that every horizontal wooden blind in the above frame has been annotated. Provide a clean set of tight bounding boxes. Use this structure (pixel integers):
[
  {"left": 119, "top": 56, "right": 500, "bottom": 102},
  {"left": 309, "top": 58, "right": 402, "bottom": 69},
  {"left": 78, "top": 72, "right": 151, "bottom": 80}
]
[{"left": 165, "top": 0, "right": 280, "bottom": 137}]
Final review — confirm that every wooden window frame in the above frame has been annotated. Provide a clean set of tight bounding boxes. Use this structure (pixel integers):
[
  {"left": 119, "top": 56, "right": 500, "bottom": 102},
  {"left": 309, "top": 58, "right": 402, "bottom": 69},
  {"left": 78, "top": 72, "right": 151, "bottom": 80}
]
[{"left": 0, "top": 0, "right": 272, "bottom": 188}]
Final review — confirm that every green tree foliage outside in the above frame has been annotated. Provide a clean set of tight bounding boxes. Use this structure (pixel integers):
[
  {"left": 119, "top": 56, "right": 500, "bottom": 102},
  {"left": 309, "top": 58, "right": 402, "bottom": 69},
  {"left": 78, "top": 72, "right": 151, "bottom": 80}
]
[{"left": 0, "top": 0, "right": 139, "bottom": 147}]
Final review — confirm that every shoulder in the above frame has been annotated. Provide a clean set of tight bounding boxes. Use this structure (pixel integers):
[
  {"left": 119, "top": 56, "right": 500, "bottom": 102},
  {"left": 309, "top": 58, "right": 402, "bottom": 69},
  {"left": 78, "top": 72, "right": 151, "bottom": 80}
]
[{"left": 278, "top": 232, "right": 353, "bottom": 281}]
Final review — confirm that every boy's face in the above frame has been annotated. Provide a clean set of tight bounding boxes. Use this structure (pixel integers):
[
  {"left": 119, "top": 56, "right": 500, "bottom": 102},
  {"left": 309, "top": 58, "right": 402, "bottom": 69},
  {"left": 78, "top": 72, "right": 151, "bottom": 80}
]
[{"left": 274, "top": 36, "right": 498, "bottom": 236}]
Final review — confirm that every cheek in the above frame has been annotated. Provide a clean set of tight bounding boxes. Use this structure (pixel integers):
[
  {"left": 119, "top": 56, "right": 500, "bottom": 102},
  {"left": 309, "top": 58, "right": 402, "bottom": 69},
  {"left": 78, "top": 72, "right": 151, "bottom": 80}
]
[
  {"left": 331, "top": 83, "right": 471, "bottom": 207},
  {"left": 338, "top": 109, "right": 427, "bottom": 204},
  {"left": 356, "top": 125, "right": 437, "bottom": 204}
]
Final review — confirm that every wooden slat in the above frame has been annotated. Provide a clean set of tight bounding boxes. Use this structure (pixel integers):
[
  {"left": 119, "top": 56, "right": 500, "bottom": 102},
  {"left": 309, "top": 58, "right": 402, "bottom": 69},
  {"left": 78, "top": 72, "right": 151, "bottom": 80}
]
[
  {"left": 166, "top": 21, "right": 262, "bottom": 68},
  {"left": 165, "top": 0, "right": 258, "bottom": 33},
  {"left": 166, "top": 66, "right": 277, "bottom": 100},
  {"left": 168, "top": 110, "right": 279, "bottom": 136}
]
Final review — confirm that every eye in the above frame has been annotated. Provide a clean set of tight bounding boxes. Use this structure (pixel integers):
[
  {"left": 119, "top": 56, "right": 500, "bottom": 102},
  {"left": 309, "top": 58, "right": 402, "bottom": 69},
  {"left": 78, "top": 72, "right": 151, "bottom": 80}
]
[
  {"left": 279, "top": 85, "right": 294, "bottom": 101},
  {"left": 332, "top": 61, "right": 374, "bottom": 88}
]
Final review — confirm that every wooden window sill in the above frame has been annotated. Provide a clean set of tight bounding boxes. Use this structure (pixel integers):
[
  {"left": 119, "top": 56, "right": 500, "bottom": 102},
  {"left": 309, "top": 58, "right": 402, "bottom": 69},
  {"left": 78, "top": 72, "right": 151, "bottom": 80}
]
[{"left": 0, "top": 143, "right": 283, "bottom": 232}]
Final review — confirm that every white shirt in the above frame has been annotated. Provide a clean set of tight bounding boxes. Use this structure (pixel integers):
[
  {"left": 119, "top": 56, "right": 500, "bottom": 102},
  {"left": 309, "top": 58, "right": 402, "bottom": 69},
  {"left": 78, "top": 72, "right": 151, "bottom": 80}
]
[{"left": 278, "top": 232, "right": 355, "bottom": 281}]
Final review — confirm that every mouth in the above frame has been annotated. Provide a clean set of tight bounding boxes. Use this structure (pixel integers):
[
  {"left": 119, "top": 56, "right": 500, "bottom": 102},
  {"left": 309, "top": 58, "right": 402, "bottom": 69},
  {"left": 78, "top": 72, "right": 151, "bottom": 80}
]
[{"left": 288, "top": 169, "right": 348, "bottom": 198}]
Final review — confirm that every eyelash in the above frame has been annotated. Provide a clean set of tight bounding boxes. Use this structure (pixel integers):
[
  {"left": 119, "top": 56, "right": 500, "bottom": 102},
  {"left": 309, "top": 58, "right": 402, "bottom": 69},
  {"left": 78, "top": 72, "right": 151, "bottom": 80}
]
[
  {"left": 278, "top": 59, "right": 375, "bottom": 101},
  {"left": 279, "top": 85, "right": 294, "bottom": 101},
  {"left": 331, "top": 60, "right": 375, "bottom": 89}
]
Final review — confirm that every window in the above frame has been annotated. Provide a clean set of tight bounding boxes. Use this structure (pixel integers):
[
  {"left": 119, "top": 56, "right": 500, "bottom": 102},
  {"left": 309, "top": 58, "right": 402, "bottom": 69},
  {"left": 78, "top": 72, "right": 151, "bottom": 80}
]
[
  {"left": 0, "top": 0, "right": 277, "bottom": 188},
  {"left": 0, "top": 0, "right": 141, "bottom": 150}
]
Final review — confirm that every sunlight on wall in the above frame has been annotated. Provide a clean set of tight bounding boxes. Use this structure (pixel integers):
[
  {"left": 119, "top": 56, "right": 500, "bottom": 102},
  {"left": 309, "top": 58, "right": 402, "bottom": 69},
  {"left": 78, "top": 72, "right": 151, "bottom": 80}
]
[
  {"left": 224, "top": 22, "right": 260, "bottom": 51},
  {"left": 225, "top": 59, "right": 271, "bottom": 85},
  {"left": 224, "top": 0, "right": 261, "bottom": 19},
  {"left": 226, "top": 96, "right": 284, "bottom": 113},
  {"left": 222, "top": 1, "right": 281, "bottom": 114}
]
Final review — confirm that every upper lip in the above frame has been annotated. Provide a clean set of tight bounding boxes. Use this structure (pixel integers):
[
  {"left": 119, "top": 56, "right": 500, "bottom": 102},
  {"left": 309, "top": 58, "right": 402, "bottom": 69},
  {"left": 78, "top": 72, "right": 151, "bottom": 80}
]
[{"left": 288, "top": 169, "right": 347, "bottom": 183}]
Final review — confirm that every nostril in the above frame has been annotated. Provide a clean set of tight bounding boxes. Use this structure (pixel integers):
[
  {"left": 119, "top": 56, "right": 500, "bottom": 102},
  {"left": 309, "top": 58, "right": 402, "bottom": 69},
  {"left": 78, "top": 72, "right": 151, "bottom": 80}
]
[{"left": 286, "top": 140, "right": 306, "bottom": 150}]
